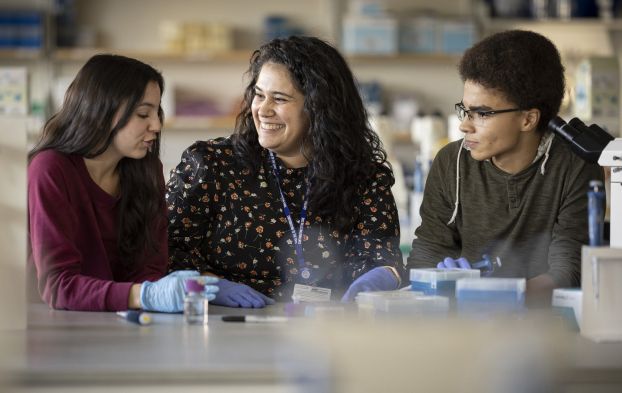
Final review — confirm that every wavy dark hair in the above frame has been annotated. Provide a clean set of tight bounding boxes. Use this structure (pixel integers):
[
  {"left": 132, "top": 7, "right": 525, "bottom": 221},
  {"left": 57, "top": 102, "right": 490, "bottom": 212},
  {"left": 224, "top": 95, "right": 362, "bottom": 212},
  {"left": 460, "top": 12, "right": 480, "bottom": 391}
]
[
  {"left": 459, "top": 30, "right": 565, "bottom": 131},
  {"left": 232, "top": 36, "right": 392, "bottom": 233},
  {"left": 29, "top": 54, "right": 165, "bottom": 269}
]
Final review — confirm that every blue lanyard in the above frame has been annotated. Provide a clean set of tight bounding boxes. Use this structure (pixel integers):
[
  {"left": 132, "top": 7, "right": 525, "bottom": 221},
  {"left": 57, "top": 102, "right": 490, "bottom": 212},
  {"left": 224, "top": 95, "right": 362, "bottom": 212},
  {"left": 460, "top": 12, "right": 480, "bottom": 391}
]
[{"left": 268, "top": 151, "right": 311, "bottom": 280}]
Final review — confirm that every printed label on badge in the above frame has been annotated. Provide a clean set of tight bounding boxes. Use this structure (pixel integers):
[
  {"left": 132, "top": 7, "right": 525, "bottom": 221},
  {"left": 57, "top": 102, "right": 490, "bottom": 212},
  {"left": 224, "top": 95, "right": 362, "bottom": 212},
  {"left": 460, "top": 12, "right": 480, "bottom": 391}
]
[{"left": 292, "top": 284, "right": 331, "bottom": 303}]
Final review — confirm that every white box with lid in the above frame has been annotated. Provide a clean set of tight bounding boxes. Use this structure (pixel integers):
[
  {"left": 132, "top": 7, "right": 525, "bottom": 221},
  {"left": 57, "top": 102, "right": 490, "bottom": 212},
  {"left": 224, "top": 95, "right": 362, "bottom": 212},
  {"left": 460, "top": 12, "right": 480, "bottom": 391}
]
[
  {"left": 456, "top": 278, "right": 526, "bottom": 315},
  {"left": 410, "top": 268, "right": 480, "bottom": 297}
]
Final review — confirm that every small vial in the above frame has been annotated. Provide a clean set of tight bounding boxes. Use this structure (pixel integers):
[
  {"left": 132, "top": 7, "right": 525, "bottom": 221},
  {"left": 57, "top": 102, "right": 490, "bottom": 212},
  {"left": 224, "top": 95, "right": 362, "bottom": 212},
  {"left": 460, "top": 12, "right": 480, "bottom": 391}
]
[
  {"left": 587, "top": 180, "right": 605, "bottom": 246},
  {"left": 184, "top": 278, "right": 208, "bottom": 325}
]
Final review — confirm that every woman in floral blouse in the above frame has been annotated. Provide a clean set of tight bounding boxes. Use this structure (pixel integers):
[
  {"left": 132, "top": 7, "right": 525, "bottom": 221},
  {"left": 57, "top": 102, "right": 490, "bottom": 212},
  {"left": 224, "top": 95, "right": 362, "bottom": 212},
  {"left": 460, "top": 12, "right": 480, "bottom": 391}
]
[{"left": 167, "top": 36, "right": 405, "bottom": 307}]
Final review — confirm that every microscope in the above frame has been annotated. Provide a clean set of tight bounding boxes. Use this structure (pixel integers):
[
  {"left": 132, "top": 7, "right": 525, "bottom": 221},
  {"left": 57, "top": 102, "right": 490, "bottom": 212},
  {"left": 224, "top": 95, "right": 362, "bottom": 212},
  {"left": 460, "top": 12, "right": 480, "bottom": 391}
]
[
  {"left": 549, "top": 116, "right": 622, "bottom": 341},
  {"left": 548, "top": 116, "right": 622, "bottom": 247}
]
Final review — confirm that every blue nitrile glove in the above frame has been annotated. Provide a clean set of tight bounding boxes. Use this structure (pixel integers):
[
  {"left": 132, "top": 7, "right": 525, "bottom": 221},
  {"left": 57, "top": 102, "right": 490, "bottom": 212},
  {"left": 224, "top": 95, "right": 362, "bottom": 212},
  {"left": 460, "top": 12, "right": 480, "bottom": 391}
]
[
  {"left": 340, "top": 266, "right": 400, "bottom": 303},
  {"left": 437, "top": 257, "right": 471, "bottom": 269},
  {"left": 201, "top": 276, "right": 220, "bottom": 301},
  {"left": 211, "top": 279, "right": 275, "bottom": 308},
  {"left": 140, "top": 270, "right": 200, "bottom": 313}
]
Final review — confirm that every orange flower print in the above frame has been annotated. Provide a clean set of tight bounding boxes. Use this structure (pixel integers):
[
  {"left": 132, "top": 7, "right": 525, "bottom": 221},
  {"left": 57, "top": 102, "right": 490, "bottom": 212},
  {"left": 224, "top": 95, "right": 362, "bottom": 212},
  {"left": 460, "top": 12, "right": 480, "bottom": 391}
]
[
  {"left": 364, "top": 241, "right": 371, "bottom": 249},
  {"left": 238, "top": 262, "right": 247, "bottom": 270},
  {"left": 364, "top": 198, "right": 372, "bottom": 205},
  {"left": 231, "top": 192, "right": 239, "bottom": 200},
  {"left": 182, "top": 217, "right": 191, "bottom": 228},
  {"left": 265, "top": 241, "right": 273, "bottom": 249},
  {"left": 256, "top": 226, "right": 264, "bottom": 234}
]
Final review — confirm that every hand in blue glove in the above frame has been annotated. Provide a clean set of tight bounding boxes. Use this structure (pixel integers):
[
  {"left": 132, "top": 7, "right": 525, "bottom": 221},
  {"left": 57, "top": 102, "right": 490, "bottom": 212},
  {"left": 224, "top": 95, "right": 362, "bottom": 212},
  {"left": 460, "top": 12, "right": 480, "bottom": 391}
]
[
  {"left": 200, "top": 276, "right": 220, "bottom": 301},
  {"left": 437, "top": 257, "right": 471, "bottom": 269},
  {"left": 211, "top": 279, "right": 275, "bottom": 308},
  {"left": 340, "top": 266, "right": 400, "bottom": 303},
  {"left": 140, "top": 270, "right": 217, "bottom": 313}
]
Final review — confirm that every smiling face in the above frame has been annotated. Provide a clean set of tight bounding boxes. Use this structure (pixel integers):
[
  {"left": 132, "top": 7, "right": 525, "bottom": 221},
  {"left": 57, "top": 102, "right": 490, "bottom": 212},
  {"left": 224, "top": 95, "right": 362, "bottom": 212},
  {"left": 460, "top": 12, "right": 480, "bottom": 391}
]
[
  {"left": 109, "top": 81, "right": 162, "bottom": 160},
  {"left": 459, "top": 80, "right": 540, "bottom": 173},
  {"left": 251, "top": 62, "right": 310, "bottom": 167}
]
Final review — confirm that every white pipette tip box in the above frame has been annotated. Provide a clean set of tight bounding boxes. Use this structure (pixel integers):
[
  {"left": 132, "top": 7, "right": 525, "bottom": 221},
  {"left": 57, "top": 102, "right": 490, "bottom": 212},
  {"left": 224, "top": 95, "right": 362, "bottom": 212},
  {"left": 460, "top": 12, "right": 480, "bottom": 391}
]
[
  {"left": 552, "top": 288, "right": 582, "bottom": 331},
  {"left": 410, "top": 268, "right": 480, "bottom": 297},
  {"left": 455, "top": 278, "right": 526, "bottom": 315},
  {"left": 356, "top": 290, "right": 449, "bottom": 317}
]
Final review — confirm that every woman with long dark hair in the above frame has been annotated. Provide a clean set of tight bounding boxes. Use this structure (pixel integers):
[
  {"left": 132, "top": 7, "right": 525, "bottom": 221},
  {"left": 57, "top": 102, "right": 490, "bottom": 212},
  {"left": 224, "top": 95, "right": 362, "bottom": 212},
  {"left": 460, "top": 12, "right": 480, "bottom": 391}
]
[
  {"left": 28, "top": 54, "right": 217, "bottom": 312},
  {"left": 167, "top": 36, "right": 404, "bottom": 308}
]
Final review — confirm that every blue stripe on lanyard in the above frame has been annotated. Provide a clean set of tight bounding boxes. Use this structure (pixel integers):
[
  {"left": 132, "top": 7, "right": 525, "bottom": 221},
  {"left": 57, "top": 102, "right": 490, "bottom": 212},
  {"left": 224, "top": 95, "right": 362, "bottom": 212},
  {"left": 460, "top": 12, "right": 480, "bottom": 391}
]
[{"left": 268, "top": 151, "right": 311, "bottom": 280}]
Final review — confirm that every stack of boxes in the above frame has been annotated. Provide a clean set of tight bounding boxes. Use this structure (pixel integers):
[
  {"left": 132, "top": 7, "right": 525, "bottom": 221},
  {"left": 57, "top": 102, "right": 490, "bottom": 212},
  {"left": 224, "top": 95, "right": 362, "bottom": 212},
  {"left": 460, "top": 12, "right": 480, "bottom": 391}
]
[
  {"left": 0, "top": 10, "right": 44, "bottom": 51},
  {"left": 342, "top": 1, "right": 476, "bottom": 56}
]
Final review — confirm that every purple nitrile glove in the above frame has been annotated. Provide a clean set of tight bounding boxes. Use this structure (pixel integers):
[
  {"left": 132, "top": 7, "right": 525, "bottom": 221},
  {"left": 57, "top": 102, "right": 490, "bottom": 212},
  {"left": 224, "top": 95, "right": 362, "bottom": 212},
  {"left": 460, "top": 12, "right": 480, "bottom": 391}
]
[
  {"left": 437, "top": 257, "right": 471, "bottom": 269},
  {"left": 340, "top": 266, "right": 400, "bottom": 303},
  {"left": 211, "top": 279, "right": 275, "bottom": 308}
]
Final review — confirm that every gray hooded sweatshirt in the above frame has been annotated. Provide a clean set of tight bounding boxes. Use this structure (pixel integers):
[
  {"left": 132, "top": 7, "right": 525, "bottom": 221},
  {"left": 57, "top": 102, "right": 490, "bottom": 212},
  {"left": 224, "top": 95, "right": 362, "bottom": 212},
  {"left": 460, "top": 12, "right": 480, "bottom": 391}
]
[{"left": 407, "top": 134, "right": 604, "bottom": 287}]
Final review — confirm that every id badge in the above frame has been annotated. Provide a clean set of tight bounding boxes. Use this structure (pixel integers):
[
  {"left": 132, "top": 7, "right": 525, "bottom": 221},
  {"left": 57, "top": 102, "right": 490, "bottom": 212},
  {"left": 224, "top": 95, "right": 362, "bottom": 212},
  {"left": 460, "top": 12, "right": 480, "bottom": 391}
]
[{"left": 292, "top": 284, "right": 331, "bottom": 303}]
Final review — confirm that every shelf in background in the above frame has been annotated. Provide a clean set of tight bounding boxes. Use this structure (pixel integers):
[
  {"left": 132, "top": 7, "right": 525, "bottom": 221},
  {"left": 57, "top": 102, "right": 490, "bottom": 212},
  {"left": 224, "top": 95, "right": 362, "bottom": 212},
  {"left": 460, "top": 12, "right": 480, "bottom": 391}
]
[
  {"left": 52, "top": 48, "right": 253, "bottom": 63},
  {"left": 0, "top": 48, "right": 44, "bottom": 61},
  {"left": 164, "top": 115, "right": 236, "bottom": 132},
  {"left": 346, "top": 53, "right": 461, "bottom": 65},
  {"left": 50, "top": 47, "right": 462, "bottom": 65},
  {"left": 482, "top": 18, "right": 622, "bottom": 31}
]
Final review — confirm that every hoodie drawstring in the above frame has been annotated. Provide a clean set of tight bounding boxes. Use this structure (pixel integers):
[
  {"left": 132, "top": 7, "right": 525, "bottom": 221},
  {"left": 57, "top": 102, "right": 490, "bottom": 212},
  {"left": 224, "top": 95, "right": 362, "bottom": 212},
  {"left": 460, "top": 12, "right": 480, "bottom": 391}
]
[{"left": 447, "top": 138, "right": 465, "bottom": 225}]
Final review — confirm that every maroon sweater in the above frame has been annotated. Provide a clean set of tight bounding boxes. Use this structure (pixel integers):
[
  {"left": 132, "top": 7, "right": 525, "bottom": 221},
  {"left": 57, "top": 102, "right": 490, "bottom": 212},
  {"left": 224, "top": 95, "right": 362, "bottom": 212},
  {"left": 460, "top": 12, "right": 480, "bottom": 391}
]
[{"left": 28, "top": 150, "right": 167, "bottom": 311}]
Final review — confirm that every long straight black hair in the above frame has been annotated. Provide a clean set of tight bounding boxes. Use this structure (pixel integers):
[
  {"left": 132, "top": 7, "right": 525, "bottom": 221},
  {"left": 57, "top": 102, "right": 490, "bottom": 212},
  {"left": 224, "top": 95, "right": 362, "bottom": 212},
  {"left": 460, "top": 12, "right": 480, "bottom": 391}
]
[
  {"left": 29, "top": 54, "right": 166, "bottom": 269},
  {"left": 232, "top": 36, "right": 393, "bottom": 233}
]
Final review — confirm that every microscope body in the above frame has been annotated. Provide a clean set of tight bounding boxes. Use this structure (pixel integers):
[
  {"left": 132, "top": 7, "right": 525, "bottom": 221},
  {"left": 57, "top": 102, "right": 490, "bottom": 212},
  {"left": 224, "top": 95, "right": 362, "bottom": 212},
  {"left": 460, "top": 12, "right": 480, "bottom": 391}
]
[{"left": 598, "top": 139, "right": 622, "bottom": 247}]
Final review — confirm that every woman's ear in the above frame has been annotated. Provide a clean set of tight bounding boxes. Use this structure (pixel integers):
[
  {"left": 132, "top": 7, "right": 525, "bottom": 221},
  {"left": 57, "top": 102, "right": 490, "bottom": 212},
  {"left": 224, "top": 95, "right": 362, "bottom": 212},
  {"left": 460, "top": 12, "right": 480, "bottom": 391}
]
[{"left": 521, "top": 108, "right": 541, "bottom": 132}]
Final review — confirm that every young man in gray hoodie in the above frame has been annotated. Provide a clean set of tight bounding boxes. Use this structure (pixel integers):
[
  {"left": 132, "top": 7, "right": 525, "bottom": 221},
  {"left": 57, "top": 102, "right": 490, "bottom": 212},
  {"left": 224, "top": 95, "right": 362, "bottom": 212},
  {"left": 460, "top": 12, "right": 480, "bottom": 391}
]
[{"left": 407, "top": 30, "right": 604, "bottom": 304}]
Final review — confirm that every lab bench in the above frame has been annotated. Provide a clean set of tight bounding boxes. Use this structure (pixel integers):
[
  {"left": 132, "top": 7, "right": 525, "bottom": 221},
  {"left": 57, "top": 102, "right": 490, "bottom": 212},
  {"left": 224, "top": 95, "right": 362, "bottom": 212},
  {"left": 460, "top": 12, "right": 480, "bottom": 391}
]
[{"left": 1, "top": 303, "right": 621, "bottom": 392}]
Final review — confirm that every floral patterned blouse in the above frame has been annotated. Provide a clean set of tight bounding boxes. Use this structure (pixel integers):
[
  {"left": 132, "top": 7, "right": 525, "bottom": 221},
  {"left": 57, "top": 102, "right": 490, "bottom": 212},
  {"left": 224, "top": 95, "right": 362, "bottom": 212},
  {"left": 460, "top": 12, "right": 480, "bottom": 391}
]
[{"left": 166, "top": 137, "right": 404, "bottom": 301}]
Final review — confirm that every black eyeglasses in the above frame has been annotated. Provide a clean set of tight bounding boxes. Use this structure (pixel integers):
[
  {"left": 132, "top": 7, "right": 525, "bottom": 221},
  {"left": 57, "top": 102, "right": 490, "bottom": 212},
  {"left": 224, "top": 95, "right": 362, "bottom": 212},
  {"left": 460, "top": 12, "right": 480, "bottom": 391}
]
[{"left": 455, "top": 102, "right": 522, "bottom": 125}]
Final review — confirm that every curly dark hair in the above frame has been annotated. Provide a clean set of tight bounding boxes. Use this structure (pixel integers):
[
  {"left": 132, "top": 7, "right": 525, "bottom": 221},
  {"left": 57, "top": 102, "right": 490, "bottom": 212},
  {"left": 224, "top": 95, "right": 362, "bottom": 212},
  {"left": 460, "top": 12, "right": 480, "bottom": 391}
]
[
  {"left": 458, "top": 30, "right": 565, "bottom": 131},
  {"left": 29, "top": 54, "right": 166, "bottom": 270},
  {"left": 232, "top": 36, "right": 392, "bottom": 233}
]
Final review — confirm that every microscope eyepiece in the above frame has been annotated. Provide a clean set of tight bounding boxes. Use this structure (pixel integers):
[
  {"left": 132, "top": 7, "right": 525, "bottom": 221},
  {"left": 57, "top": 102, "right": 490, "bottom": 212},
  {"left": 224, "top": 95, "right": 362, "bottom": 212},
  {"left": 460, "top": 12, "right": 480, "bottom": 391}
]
[{"left": 547, "top": 116, "right": 613, "bottom": 164}]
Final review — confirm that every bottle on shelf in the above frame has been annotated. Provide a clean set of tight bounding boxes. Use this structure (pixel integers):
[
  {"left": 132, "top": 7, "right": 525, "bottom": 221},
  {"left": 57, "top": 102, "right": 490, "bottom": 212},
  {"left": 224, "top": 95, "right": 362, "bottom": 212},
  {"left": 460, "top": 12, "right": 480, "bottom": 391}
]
[{"left": 588, "top": 179, "right": 606, "bottom": 246}]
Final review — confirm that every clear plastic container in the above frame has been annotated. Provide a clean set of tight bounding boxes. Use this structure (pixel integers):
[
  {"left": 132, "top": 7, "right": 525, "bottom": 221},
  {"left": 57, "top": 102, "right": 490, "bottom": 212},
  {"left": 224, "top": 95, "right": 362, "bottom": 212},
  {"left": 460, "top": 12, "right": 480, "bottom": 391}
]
[
  {"left": 455, "top": 278, "right": 526, "bottom": 315},
  {"left": 355, "top": 290, "right": 448, "bottom": 317},
  {"left": 410, "top": 268, "right": 480, "bottom": 297}
]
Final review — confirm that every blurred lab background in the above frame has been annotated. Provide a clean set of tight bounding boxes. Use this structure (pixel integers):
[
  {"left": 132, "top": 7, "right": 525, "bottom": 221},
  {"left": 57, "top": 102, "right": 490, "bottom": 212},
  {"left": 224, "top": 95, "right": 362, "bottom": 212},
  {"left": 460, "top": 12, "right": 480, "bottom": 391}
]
[{"left": 1, "top": 0, "right": 621, "bottom": 326}]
